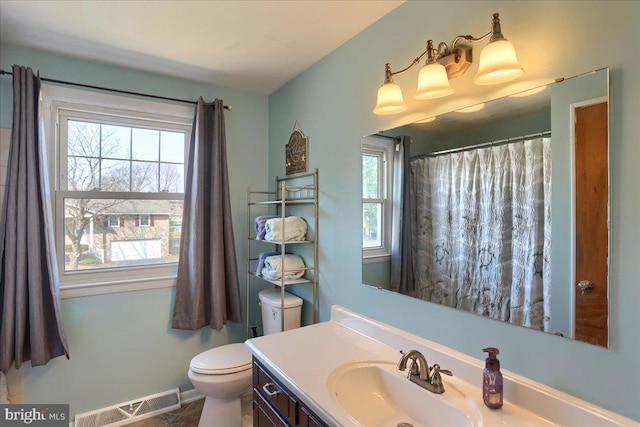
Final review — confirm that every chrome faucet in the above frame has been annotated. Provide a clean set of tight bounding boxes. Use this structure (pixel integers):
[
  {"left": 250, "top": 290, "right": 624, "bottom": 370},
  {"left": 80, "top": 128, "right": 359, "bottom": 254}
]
[{"left": 397, "top": 350, "right": 453, "bottom": 394}]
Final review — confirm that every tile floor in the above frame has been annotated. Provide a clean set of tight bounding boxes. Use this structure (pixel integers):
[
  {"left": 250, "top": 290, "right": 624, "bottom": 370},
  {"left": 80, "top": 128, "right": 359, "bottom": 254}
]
[{"left": 127, "top": 398, "right": 204, "bottom": 427}]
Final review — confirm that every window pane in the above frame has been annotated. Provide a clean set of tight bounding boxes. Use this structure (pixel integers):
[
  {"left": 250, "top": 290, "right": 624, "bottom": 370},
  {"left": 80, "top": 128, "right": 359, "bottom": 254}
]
[
  {"left": 67, "top": 156, "right": 100, "bottom": 191},
  {"left": 102, "top": 125, "right": 131, "bottom": 160},
  {"left": 159, "top": 163, "right": 184, "bottom": 193},
  {"left": 68, "top": 120, "right": 100, "bottom": 157},
  {"left": 139, "top": 215, "right": 150, "bottom": 226},
  {"left": 363, "top": 202, "right": 383, "bottom": 248},
  {"left": 131, "top": 161, "right": 159, "bottom": 192},
  {"left": 63, "top": 198, "right": 183, "bottom": 271},
  {"left": 132, "top": 128, "right": 159, "bottom": 161},
  {"left": 363, "top": 154, "right": 380, "bottom": 198},
  {"left": 101, "top": 159, "right": 131, "bottom": 191},
  {"left": 66, "top": 121, "right": 185, "bottom": 195},
  {"left": 160, "top": 131, "right": 185, "bottom": 163},
  {"left": 108, "top": 216, "right": 120, "bottom": 227}
]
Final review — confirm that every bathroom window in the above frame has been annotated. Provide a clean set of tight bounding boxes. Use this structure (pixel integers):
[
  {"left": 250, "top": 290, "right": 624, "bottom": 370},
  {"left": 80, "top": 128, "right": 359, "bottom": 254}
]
[
  {"left": 42, "top": 85, "right": 193, "bottom": 297},
  {"left": 362, "top": 136, "right": 394, "bottom": 262}
]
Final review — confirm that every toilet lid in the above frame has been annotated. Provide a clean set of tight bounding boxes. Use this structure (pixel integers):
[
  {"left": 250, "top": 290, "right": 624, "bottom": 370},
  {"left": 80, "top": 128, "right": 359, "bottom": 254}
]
[{"left": 190, "top": 343, "right": 252, "bottom": 375}]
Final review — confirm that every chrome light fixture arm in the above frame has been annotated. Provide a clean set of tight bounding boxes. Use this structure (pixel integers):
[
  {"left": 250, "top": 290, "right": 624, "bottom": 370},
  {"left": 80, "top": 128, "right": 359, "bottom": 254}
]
[
  {"left": 449, "top": 32, "right": 490, "bottom": 52},
  {"left": 450, "top": 12, "right": 505, "bottom": 51},
  {"left": 383, "top": 48, "right": 429, "bottom": 83}
]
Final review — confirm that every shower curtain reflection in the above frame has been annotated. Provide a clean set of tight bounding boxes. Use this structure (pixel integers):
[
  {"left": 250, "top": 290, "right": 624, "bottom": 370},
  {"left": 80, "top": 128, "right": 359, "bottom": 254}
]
[{"left": 408, "top": 136, "right": 552, "bottom": 331}]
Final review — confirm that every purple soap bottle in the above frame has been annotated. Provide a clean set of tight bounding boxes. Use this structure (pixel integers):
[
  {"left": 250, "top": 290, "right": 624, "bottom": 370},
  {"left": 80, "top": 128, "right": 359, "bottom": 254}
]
[{"left": 482, "top": 347, "right": 503, "bottom": 409}]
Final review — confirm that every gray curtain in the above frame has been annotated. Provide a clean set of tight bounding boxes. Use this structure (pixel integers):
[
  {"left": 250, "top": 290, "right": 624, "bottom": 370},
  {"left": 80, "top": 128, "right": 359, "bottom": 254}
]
[
  {"left": 172, "top": 98, "right": 242, "bottom": 330},
  {"left": 390, "top": 136, "right": 415, "bottom": 293},
  {"left": 0, "top": 65, "right": 69, "bottom": 372}
]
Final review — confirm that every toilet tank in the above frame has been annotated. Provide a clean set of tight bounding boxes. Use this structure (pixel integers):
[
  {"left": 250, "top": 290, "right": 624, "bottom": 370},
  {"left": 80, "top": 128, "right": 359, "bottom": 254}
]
[{"left": 258, "top": 289, "right": 303, "bottom": 335}]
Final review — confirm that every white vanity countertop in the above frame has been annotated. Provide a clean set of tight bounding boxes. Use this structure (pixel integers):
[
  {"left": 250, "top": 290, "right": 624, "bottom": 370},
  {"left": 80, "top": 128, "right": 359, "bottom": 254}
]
[{"left": 245, "top": 305, "right": 639, "bottom": 427}]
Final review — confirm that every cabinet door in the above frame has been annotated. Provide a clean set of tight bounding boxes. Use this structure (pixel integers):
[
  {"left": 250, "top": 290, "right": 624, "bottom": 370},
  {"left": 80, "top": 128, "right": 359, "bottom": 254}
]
[
  {"left": 253, "top": 360, "right": 298, "bottom": 425},
  {"left": 299, "top": 404, "right": 327, "bottom": 427},
  {"left": 253, "top": 357, "right": 329, "bottom": 427},
  {"left": 254, "top": 390, "right": 287, "bottom": 427}
]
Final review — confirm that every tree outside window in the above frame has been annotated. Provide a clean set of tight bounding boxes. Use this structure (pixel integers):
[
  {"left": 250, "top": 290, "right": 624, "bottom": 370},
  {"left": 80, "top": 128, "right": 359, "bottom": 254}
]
[{"left": 61, "top": 117, "right": 186, "bottom": 271}]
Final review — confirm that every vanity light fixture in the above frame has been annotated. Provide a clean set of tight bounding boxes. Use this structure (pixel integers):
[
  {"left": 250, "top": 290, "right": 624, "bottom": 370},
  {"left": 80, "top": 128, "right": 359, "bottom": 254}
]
[{"left": 373, "top": 13, "right": 523, "bottom": 115}]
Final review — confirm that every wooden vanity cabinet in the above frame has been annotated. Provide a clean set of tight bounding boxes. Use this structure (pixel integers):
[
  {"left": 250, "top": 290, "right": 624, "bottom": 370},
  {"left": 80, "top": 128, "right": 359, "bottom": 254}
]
[{"left": 252, "top": 357, "right": 327, "bottom": 427}]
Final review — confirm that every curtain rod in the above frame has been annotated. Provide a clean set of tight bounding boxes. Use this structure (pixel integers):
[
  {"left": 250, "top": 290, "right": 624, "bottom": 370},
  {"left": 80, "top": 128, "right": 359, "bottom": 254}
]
[
  {"left": 0, "top": 69, "right": 232, "bottom": 111},
  {"left": 372, "top": 133, "right": 401, "bottom": 142},
  {"left": 422, "top": 131, "right": 551, "bottom": 158}
]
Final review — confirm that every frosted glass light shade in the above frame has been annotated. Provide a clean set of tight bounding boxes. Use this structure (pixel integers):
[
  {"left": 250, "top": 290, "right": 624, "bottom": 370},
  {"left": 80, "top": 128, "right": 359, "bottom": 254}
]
[
  {"left": 415, "top": 62, "right": 454, "bottom": 100},
  {"left": 474, "top": 39, "right": 523, "bottom": 85},
  {"left": 373, "top": 82, "right": 408, "bottom": 115}
]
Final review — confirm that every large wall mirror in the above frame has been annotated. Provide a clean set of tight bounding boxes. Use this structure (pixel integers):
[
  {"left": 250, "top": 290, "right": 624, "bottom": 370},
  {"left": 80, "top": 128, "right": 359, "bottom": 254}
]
[{"left": 362, "top": 68, "right": 609, "bottom": 347}]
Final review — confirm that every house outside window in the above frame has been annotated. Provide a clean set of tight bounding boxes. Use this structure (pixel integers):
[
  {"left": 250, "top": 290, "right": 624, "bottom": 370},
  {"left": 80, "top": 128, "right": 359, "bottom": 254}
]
[
  {"left": 362, "top": 136, "right": 394, "bottom": 262},
  {"left": 43, "top": 85, "right": 193, "bottom": 297}
]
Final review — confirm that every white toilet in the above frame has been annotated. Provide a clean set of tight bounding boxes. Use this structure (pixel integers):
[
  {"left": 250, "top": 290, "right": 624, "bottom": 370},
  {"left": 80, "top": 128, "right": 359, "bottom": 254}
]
[
  {"left": 188, "top": 291, "right": 302, "bottom": 426},
  {"left": 188, "top": 343, "right": 253, "bottom": 427}
]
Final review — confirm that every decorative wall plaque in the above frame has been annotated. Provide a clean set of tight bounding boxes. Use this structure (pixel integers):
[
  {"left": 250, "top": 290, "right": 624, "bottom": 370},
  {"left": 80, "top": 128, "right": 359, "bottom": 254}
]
[{"left": 286, "top": 122, "right": 308, "bottom": 176}]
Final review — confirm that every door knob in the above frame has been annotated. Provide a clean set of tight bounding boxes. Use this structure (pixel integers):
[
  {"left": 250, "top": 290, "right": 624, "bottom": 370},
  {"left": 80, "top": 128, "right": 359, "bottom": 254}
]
[{"left": 577, "top": 280, "right": 594, "bottom": 294}]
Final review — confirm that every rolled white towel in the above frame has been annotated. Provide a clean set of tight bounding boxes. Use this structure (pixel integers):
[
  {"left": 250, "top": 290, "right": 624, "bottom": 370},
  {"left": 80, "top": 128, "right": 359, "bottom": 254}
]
[
  {"left": 261, "top": 254, "right": 305, "bottom": 281},
  {"left": 264, "top": 216, "right": 307, "bottom": 242}
]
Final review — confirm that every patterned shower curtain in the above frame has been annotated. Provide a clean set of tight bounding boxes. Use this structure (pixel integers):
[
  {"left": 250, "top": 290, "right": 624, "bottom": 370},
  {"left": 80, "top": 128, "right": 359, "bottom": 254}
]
[{"left": 409, "top": 137, "right": 551, "bottom": 331}]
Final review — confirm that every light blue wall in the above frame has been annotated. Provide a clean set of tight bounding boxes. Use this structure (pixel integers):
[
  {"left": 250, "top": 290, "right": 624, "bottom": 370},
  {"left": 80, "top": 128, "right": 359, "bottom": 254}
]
[
  {"left": 362, "top": 260, "right": 391, "bottom": 290},
  {"left": 269, "top": 1, "right": 640, "bottom": 421},
  {"left": 389, "top": 109, "right": 551, "bottom": 157},
  {"left": 0, "top": 44, "right": 269, "bottom": 417}
]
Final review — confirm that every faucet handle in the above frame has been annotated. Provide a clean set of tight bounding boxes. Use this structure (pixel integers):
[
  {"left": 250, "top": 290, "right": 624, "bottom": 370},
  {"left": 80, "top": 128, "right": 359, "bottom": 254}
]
[
  {"left": 431, "top": 364, "right": 453, "bottom": 379},
  {"left": 429, "top": 364, "right": 452, "bottom": 391}
]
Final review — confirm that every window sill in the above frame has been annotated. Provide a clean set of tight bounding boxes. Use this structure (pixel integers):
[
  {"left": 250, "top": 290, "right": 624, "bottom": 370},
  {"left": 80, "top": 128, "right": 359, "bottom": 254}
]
[
  {"left": 60, "top": 275, "right": 176, "bottom": 298},
  {"left": 362, "top": 254, "right": 391, "bottom": 264}
]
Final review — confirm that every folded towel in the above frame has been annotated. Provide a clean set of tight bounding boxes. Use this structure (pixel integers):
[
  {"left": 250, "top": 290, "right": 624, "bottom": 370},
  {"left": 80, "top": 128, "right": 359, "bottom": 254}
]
[
  {"left": 261, "top": 254, "right": 306, "bottom": 281},
  {"left": 264, "top": 216, "right": 307, "bottom": 242},
  {"left": 256, "top": 251, "right": 282, "bottom": 276},
  {"left": 254, "top": 215, "right": 280, "bottom": 240}
]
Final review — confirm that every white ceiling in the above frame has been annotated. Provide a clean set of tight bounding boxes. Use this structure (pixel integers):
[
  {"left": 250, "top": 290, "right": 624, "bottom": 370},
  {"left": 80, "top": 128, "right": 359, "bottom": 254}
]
[{"left": 0, "top": 0, "right": 404, "bottom": 95}]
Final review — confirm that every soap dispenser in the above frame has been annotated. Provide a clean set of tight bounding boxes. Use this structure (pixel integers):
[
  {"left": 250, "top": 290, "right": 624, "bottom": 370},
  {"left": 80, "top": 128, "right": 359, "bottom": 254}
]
[{"left": 482, "top": 347, "right": 503, "bottom": 409}]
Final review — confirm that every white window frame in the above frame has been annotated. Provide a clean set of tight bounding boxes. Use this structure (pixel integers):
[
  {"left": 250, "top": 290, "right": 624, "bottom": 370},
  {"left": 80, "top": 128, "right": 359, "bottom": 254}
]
[
  {"left": 41, "top": 85, "right": 194, "bottom": 298},
  {"left": 362, "top": 136, "right": 394, "bottom": 263},
  {"left": 108, "top": 216, "right": 121, "bottom": 228},
  {"left": 139, "top": 215, "right": 151, "bottom": 227}
]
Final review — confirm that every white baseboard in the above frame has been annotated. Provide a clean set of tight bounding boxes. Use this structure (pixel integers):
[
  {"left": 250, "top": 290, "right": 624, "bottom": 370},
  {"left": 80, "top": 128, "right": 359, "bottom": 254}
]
[{"left": 180, "top": 388, "right": 204, "bottom": 404}]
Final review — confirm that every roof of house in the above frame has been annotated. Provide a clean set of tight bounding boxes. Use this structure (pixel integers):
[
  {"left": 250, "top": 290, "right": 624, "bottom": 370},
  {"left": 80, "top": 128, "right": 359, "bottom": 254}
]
[{"left": 65, "top": 199, "right": 183, "bottom": 216}]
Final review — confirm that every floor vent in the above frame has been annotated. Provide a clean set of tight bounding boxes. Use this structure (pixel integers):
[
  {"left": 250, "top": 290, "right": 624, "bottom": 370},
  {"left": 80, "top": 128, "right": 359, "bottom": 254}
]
[{"left": 75, "top": 388, "right": 181, "bottom": 427}]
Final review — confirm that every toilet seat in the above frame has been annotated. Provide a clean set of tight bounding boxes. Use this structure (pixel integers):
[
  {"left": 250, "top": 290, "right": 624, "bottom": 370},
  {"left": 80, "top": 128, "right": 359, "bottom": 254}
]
[{"left": 190, "top": 343, "right": 252, "bottom": 375}]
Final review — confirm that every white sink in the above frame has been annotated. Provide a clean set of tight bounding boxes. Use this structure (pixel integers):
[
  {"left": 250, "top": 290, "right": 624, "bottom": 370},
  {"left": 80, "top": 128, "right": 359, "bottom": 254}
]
[{"left": 327, "top": 360, "right": 477, "bottom": 427}]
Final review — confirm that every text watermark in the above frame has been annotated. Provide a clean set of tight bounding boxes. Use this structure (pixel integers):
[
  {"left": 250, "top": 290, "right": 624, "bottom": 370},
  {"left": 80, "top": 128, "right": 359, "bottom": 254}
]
[{"left": 1, "top": 405, "right": 69, "bottom": 426}]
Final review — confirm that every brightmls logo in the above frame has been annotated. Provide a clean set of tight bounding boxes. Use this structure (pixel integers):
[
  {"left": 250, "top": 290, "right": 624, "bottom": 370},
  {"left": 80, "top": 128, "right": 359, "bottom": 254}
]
[{"left": 1, "top": 404, "right": 68, "bottom": 426}]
